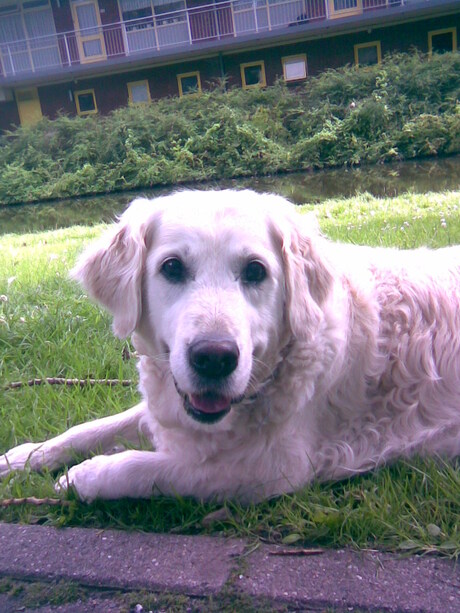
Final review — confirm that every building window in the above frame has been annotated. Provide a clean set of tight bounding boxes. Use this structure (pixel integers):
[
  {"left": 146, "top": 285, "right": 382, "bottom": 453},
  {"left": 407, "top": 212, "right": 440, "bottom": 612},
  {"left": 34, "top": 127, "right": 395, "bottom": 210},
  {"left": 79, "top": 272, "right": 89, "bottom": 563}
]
[
  {"left": 120, "top": 0, "right": 186, "bottom": 23},
  {"left": 0, "top": 87, "right": 14, "bottom": 101},
  {"left": 328, "top": 0, "right": 362, "bottom": 19},
  {"left": 153, "top": 0, "right": 186, "bottom": 25},
  {"left": 75, "top": 88, "right": 98, "bottom": 115},
  {"left": 282, "top": 55, "right": 307, "bottom": 82},
  {"left": 177, "top": 71, "right": 201, "bottom": 96},
  {"left": 23, "top": 0, "right": 50, "bottom": 8},
  {"left": 119, "top": 0, "right": 152, "bottom": 22},
  {"left": 428, "top": 28, "right": 457, "bottom": 55},
  {"left": 0, "top": 5, "right": 20, "bottom": 14},
  {"left": 0, "top": 0, "right": 60, "bottom": 75},
  {"left": 119, "top": 0, "right": 187, "bottom": 55},
  {"left": 127, "top": 80, "right": 150, "bottom": 104},
  {"left": 354, "top": 41, "right": 382, "bottom": 67},
  {"left": 240, "top": 61, "right": 266, "bottom": 89}
]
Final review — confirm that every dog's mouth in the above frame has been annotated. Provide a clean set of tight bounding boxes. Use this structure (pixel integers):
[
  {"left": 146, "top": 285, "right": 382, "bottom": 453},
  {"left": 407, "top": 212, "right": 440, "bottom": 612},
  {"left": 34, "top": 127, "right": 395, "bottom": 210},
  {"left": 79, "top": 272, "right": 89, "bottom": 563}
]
[
  {"left": 184, "top": 392, "right": 233, "bottom": 424},
  {"left": 174, "top": 380, "right": 243, "bottom": 424}
]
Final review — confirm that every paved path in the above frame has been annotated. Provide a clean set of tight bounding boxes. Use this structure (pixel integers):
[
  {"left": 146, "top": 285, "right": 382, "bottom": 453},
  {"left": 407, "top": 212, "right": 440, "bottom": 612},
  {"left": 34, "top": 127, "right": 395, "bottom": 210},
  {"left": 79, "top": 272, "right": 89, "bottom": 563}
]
[{"left": 0, "top": 522, "right": 458, "bottom": 611}]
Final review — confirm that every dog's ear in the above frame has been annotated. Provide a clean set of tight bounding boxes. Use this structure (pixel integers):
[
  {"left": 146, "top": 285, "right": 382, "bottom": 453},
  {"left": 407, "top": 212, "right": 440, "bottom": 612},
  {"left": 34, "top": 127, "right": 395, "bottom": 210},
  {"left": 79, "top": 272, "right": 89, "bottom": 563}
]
[
  {"left": 71, "top": 198, "right": 155, "bottom": 338},
  {"left": 273, "top": 210, "right": 334, "bottom": 341}
]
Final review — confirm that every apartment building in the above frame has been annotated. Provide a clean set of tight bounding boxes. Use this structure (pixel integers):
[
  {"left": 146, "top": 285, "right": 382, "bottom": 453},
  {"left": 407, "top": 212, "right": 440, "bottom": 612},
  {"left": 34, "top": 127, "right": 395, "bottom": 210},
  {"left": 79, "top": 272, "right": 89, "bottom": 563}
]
[{"left": 0, "top": 0, "right": 458, "bottom": 131}]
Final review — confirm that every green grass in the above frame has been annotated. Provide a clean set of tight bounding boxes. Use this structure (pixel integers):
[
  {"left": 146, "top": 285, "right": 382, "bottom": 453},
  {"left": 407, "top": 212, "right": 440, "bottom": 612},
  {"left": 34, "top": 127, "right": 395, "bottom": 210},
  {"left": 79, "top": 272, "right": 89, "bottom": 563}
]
[
  {"left": 302, "top": 190, "right": 460, "bottom": 248},
  {"left": 1, "top": 191, "right": 459, "bottom": 558}
]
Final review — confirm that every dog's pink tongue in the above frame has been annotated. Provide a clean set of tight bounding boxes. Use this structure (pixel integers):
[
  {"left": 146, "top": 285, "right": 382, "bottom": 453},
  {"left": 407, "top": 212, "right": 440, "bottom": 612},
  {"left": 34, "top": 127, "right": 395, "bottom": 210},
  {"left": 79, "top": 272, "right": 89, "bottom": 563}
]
[{"left": 190, "top": 392, "right": 231, "bottom": 414}]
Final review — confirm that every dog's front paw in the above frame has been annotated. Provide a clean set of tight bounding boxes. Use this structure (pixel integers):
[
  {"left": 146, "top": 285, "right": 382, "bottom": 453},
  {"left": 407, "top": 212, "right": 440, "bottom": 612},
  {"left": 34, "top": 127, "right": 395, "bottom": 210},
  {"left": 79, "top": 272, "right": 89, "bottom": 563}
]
[
  {"left": 0, "top": 442, "right": 46, "bottom": 477},
  {"left": 55, "top": 455, "right": 112, "bottom": 502}
]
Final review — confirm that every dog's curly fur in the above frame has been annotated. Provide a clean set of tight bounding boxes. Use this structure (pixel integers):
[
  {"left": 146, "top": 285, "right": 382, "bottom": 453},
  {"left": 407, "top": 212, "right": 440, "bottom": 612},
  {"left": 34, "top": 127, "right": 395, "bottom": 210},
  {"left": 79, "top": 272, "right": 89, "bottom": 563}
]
[{"left": 1, "top": 190, "right": 459, "bottom": 502}]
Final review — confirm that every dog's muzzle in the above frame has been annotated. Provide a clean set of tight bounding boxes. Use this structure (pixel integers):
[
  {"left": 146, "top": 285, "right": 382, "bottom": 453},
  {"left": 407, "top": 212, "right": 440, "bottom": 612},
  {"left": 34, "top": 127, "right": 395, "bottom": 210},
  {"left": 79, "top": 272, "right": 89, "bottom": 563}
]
[{"left": 176, "top": 335, "right": 243, "bottom": 424}]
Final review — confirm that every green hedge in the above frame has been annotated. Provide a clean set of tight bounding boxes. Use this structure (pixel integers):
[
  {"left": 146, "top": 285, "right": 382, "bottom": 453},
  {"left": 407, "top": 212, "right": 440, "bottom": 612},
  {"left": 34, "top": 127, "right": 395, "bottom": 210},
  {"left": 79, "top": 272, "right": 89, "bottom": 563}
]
[{"left": 0, "top": 50, "right": 459, "bottom": 205}]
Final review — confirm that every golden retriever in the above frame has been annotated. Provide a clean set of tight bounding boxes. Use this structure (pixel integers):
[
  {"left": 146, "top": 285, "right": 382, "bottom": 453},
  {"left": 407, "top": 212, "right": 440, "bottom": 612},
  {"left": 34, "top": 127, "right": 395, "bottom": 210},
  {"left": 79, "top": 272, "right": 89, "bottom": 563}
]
[{"left": 1, "top": 190, "right": 459, "bottom": 502}]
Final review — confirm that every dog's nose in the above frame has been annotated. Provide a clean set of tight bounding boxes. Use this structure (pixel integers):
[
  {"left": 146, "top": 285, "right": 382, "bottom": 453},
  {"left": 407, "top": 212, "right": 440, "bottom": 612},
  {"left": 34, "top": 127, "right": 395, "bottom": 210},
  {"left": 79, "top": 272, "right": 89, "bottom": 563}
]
[{"left": 188, "top": 336, "right": 239, "bottom": 379}]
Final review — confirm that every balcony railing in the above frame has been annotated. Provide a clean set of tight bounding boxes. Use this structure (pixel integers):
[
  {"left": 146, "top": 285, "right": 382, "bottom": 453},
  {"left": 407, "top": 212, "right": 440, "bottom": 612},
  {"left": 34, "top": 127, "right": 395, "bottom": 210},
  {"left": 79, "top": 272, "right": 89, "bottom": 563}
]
[{"left": 0, "top": 0, "right": 405, "bottom": 78}]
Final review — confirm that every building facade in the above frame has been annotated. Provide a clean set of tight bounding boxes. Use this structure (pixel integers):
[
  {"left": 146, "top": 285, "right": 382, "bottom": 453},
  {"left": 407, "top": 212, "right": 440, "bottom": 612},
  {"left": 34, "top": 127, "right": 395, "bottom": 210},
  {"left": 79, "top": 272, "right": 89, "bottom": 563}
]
[{"left": 0, "top": 0, "right": 458, "bottom": 131}]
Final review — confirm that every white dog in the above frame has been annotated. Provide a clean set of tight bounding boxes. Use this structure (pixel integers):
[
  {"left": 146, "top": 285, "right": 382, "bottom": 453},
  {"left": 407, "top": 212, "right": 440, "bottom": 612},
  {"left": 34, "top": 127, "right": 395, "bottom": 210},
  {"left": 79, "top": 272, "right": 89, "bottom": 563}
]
[{"left": 1, "top": 190, "right": 459, "bottom": 502}]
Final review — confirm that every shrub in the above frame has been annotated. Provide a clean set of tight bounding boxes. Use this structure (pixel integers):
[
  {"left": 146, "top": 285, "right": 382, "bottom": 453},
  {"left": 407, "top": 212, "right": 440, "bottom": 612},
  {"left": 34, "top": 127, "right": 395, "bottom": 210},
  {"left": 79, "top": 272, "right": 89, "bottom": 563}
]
[{"left": 0, "top": 50, "right": 458, "bottom": 205}]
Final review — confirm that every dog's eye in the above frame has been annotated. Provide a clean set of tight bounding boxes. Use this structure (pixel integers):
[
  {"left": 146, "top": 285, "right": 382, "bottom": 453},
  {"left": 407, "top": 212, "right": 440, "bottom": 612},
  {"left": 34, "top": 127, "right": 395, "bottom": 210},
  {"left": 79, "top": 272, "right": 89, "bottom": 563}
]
[
  {"left": 160, "top": 257, "right": 186, "bottom": 283},
  {"left": 242, "top": 260, "right": 267, "bottom": 285}
]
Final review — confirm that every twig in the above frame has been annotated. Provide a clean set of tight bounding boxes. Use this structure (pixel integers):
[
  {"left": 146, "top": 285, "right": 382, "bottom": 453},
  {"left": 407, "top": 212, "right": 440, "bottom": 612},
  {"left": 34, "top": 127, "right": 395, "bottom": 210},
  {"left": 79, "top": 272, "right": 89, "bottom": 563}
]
[
  {"left": 269, "top": 548, "right": 324, "bottom": 556},
  {"left": 5, "top": 377, "right": 134, "bottom": 390},
  {"left": 0, "top": 496, "right": 71, "bottom": 507}
]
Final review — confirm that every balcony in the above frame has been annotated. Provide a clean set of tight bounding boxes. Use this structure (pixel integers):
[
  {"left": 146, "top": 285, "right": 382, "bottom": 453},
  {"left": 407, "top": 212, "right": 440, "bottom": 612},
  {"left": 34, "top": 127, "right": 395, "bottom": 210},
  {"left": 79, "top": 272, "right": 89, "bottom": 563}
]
[{"left": 0, "top": 0, "right": 439, "bottom": 81}]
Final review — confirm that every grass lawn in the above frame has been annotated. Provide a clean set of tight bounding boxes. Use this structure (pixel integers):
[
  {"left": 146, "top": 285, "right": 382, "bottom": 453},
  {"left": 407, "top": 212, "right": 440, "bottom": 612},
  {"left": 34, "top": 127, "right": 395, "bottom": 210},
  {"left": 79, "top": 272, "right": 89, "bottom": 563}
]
[{"left": 0, "top": 190, "right": 459, "bottom": 558}]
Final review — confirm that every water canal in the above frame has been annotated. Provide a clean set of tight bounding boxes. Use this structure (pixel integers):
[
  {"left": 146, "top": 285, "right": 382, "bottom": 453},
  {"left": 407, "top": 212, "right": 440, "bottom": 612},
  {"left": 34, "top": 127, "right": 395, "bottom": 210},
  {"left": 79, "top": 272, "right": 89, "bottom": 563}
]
[{"left": 1, "top": 156, "right": 459, "bottom": 236}]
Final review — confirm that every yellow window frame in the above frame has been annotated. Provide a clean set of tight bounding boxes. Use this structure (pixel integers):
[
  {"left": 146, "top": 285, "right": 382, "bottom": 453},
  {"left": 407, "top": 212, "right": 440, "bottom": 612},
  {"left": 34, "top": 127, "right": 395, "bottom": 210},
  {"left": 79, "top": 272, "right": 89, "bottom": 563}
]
[
  {"left": 281, "top": 54, "right": 307, "bottom": 82},
  {"left": 75, "top": 88, "right": 98, "bottom": 115},
  {"left": 328, "top": 0, "right": 362, "bottom": 19},
  {"left": 240, "top": 61, "right": 267, "bottom": 89},
  {"left": 428, "top": 27, "right": 457, "bottom": 55},
  {"left": 127, "top": 79, "right": 151, "bottom": 104},
  {"left": 177, "top": 71, "right": 202, "bottom": 97},
  {"left": 354, "top": 41, "right": 382, "bottom": 67}
]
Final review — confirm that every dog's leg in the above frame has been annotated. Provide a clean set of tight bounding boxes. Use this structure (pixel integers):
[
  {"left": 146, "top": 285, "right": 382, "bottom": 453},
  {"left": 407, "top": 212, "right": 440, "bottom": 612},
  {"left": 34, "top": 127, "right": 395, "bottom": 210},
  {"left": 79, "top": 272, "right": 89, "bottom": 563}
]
[
  {"left": 56, "top": 450, "right": 174, "bottom": 501},
  {"left": 0, "top": 402, "right": 148, "bottom": 477},
  {"left": 56, "top": 447, "right": 308, "bottom": 503}
]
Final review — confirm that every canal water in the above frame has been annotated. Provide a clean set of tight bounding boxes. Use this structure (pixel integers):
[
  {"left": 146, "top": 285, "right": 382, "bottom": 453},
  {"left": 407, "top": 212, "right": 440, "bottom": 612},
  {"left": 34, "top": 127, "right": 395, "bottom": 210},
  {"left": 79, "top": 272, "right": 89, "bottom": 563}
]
[{"left": 1, "top": 156, "right": 459, "bottom": 236}]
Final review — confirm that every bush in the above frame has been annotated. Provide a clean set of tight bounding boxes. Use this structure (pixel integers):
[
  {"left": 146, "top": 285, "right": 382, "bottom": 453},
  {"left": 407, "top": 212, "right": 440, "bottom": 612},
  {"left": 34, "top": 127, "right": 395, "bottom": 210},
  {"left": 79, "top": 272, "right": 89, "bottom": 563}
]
[{"left": 0, "top": 50, "right": 459, "bottom": 205}]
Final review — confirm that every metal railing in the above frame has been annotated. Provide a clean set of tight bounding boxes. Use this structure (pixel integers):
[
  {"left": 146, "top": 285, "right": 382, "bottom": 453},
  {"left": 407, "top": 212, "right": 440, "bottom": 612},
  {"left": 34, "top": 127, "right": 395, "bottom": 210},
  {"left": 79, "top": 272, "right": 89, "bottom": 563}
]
[{"left": 0, "top": 0, "right": 405, "bottom": 78}]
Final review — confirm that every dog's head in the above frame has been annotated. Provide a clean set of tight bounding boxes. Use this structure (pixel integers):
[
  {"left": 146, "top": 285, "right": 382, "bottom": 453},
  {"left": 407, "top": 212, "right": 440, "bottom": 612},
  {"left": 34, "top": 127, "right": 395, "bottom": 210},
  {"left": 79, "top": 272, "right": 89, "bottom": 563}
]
[{"left": 72, "top": 190, "right": 333, "bottom": 426}]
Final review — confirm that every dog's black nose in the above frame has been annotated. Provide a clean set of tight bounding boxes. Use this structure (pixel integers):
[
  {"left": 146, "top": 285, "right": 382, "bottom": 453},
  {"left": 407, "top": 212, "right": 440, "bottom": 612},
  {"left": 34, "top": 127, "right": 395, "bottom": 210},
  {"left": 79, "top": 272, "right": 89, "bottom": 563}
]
[{"left": 188, "top": 336, "right": 239, "bottom": 379}]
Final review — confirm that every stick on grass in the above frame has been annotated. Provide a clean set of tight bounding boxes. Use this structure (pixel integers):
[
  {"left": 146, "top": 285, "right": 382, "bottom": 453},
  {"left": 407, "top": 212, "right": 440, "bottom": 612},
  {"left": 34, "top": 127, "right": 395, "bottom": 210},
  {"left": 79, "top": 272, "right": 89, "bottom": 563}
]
[
  {"left": 0, "top": 497, "right": 71, "bottom": 507},
  {"left": 5, "top": 378, "right": 134, "bottom": 390}
]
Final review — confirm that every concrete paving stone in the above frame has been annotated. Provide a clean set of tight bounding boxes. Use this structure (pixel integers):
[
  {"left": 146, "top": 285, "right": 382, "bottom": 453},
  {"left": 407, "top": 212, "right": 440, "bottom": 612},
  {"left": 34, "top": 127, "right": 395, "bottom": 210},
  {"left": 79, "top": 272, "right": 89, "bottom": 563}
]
[
  {"left": 238, "top": 545, "right": 460, "bottom": 612},
  {"left": 1, "top": 522, "right": 459, "bottom": 612},
  {"left": 0, "top": 523, "right": 245, "bottom": 596}
]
